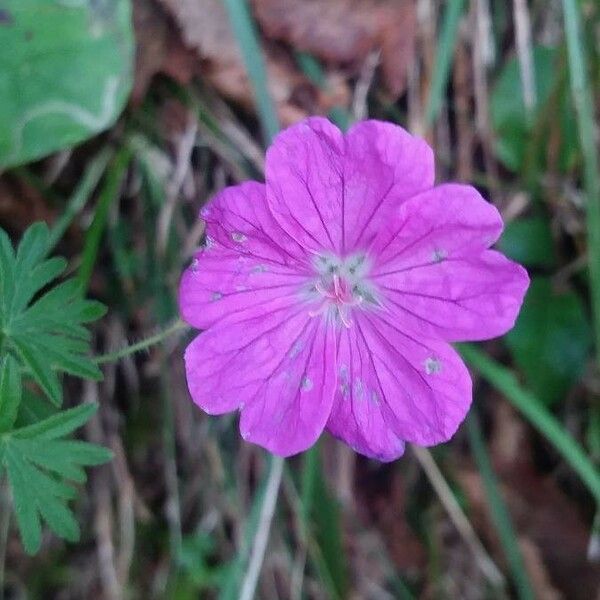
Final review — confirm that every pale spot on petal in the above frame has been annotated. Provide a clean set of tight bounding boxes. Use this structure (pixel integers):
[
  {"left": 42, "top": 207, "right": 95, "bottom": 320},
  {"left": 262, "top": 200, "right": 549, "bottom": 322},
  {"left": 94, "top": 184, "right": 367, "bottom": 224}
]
[
  {"left": 300, "top": 375, "right": 313, "bottom": 392},
  {"left": 231, "top": 232, "right": 247, "bottom": 243},
  {"left": 424, "top": 357, "right": 442, "bottom": 375}
]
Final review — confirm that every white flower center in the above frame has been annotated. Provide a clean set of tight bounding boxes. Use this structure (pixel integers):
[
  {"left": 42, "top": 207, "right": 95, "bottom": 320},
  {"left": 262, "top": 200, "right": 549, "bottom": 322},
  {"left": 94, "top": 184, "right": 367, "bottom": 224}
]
[{"left": 308, "top": 252, "right": 379, "bottom": 328}]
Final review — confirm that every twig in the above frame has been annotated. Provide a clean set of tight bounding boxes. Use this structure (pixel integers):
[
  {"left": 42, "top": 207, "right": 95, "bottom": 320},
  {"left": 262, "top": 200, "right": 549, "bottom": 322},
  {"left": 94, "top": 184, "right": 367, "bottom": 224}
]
[
  {"left": 411, "top": 446, "right": 505, "bottom": 589},
  {"left": 513, "top": 0, "right": 537, "bottom": 118},
  {"left": 352, "top": 50, "right": 380, "bottom": 122},
  {"left": 157, "top": 114, "right": 197, "bottom": 257},
  {"left": 239, "top": 456, "right": 284, "bottom": 600}
]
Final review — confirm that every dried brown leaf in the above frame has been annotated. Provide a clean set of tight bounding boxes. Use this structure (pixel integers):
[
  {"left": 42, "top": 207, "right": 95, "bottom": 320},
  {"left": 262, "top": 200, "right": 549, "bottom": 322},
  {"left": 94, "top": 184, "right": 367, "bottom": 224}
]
[{"left": 253, "top": 0, "right": 417, "bottom": 96}]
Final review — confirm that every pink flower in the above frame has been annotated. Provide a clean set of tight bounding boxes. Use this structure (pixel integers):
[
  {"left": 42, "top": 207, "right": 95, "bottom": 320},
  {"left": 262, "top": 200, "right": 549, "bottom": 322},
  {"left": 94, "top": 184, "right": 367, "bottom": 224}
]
[{"left": 179, "top": 118, "right": 529, "bottom": 461}]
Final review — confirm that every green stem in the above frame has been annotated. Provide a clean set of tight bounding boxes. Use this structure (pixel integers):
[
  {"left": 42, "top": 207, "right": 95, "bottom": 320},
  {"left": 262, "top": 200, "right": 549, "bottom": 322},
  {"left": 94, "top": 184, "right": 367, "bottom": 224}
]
[
  {"left": 466, "top": 412, "right": 534, "bottom": 600},
  {"left": 424, "top": 0, "right": 466, "bottom": 127},
  {"left": 94, "top": 320, "right": 188, "bottom": 365},
  {"left": 461, "top": 344, "right": 600, "bottom": 502},
  {"left": 222, "top": 0, "right": 280, "bottom": 144},
  {"left": 77, "top": 145, "right": 133, "bottom": 293},
  {"left": 561, "top": 0, "right": 600, "bottom": 367}
]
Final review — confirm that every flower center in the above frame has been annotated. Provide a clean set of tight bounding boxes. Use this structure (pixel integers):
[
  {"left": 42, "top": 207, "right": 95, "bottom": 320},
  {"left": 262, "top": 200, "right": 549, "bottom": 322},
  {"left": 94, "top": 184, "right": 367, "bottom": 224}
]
[{"left": 308, "top": 252, "right": 378, "bottom": 328}]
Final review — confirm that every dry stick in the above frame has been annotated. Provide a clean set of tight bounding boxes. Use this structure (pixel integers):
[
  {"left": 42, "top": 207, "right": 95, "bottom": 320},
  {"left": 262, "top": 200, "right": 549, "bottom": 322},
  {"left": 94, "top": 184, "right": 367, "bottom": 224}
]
[
  {"left": 512, "top": 0, "right": 537, "bottom": 117},
  {"left": 84, "top": 381, "right": 123, "bottom": 600},
  {"left": 239, "top": 456, "right": 285, "bottom": 600},
  {"left": 157, "top": 114, "right": 198, "bottom": 257},
  {"left": 352, "top": 50, "right": 381, "bottom": 122},
  {"left": 472, "top": 0, "right": 500, "bottom": 197},
  {"left": 411, "top": 446, "right": 505, "bottom": 589}
]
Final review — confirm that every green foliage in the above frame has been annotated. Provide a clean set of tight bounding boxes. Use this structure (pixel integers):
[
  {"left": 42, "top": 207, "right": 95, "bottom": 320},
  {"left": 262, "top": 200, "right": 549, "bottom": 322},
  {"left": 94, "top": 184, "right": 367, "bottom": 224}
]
[
  {"left": 301, "top": 446, "right": 348, "bottom": 600},
  {"left": 505, "top": 277, "right": 592, "bottom": 406},
  {"left": 498, "top": 216, "right": 556, "bottom": 269},
  {"left": 0, "top": 223, "right": 111, "bottom": 554},
  {"left": 491, "top": 46, "right": 577, "bottom": 173},
  {"left": 0, "top": 223, "right": 106, "bottom": 407},
  {"left": 0, "top": 0, "right": 133, "bottom": 169},
  {"left": 0, "top": 404, "right": 112, "bottom": 554}
]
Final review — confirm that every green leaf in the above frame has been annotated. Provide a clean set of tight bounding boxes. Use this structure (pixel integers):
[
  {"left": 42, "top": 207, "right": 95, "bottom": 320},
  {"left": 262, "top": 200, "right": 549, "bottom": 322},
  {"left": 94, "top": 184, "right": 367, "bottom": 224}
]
[
  {"left": 505, "top": 277, "right": 592, "bottom": 406},
  {"left": 0, "top": 354, "right": 21, "bottom": 432},
  {"left": 497, "top": 216, "right": 556, "bottom": 268},
  {"left": 14, "top": 403, "right": 98, "bottom": 440},
  {"left": 0, "top": 223, "right": 107, "bottom": 407},
  {"left": 0, "top": 0, "right": 134, "bottom": 168},
  {"left": 0, "top": 403, "right": 112, "bottom": 554},
  {"left": 491, "top": 46, "right": 576, "bottom": 173},
  {"left": 301, "top": 446, "right": 348, "bottom": 599}
]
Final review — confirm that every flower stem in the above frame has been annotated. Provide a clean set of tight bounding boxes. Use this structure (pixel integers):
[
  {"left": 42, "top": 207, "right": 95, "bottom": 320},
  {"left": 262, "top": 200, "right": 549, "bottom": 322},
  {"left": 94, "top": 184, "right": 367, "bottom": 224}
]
[{"left": 94, "top": 320, "right": 189, "bottom": 365}]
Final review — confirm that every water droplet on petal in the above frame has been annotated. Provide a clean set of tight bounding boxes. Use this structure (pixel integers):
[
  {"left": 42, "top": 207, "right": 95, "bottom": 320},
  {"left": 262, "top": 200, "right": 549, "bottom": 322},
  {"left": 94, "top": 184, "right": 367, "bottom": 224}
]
[
  {"left": 190, "top": 258, "right": 200, "bottom": 271},
  {"left": 425, "top": 357, "right": 442, "bottom": 375},
  {"left": 205, "top": 235, "right": 215, "bottom": 249},
  {"left": 200, "top": 206, "right": 211, "bottom": 218},
  {"left": 231, "top": 232, "right": 247, "bottom": 243},
  {"left": 251, "top": 264, "right": 268, "bottom": 274},
  {"left": 300, "top": 375, "right": 313, "bottom": 392},
  {"left": 211, "top": 291, "right": 223, "bottom": 301}
]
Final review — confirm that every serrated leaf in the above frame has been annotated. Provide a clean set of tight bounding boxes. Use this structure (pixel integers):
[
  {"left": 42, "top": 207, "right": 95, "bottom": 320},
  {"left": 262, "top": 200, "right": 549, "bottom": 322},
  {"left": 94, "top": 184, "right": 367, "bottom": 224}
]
[
  {"left": 0, "top": 0, "right": 134, "bottom": 168},
  {"left": 14, "top": 403, "right": 98, "bottom": 441},
  {"left": 0, "top": 403, "right": 111, "bottom": 554},
  {"left": 1, "top": 223, "right": 107, "bottom": 407},
  {"left": 0, "top": 354, "right": 21, "bottom": 432},
  {"left": 12, "top": 338, "right": 63, "bottom": 406},
  {"left": 505, "top": 277, "right": 592, "bottom": 406}
]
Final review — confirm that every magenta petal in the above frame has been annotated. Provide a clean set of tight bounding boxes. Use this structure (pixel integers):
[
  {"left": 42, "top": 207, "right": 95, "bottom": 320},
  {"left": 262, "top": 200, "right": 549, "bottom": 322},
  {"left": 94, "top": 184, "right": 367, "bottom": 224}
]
[
  {"left": 201, "top": 181, "right": 307, "bottom": 266},
  {"left": 266, "top": 118, "right": 435, "bottom": 255},
  {"left": 179, "top": 181, "right": 312, "bottom": 330},
  {"left": 343, "top": 120, "right": 434, "bottom": 251},
  {"left": 239, "top": 317, "right": 336, "bottom": 457},
  {"left": 377, "top": 250, "right": 529, "bottom": 341},
  {"left": 184, "top": 297, "right": 336, "bottom": 456},
  {"left": 326, "top": 326, "right": 406, "bottom": 461},
  {"left": 328, "top": 312, "right": 472, "bottom": 447},
  {"left": 373, "top": 183, "right": 504, "bottom": 271},
  {"left": 266, "top": 117, "right": 345, "bottom": 253},
  {"left": 179, "top": 249, "right": 308, "bottom": 329}
]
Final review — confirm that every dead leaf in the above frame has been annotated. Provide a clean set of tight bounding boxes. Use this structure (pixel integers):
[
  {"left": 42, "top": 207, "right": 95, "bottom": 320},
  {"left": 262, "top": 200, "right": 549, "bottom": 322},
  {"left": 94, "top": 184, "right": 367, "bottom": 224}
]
[
  {"left": 457, "top": 402, "right": 600, "bottom": 600},
  {"left": 132, "top": 0, "right": 197, "bottom": 105},
  {"left": 157, "top": 0, "right": 347, "bottom": 125},
  {"left": 253, "top": 0, "right": 417, "bottom": 96}
]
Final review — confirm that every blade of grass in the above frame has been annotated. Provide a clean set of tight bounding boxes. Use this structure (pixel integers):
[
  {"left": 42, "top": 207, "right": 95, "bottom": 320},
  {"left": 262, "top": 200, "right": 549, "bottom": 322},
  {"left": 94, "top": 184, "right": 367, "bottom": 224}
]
[
  {"left": 424, "top": 0, "right": 466, "bottom": 128},
  {"left": 466, "top": 411, "right": 534, "bottom": 600},
  {"left": 460, "top": 344, "right": 600, "bottom": 502},
  {"left": 411, "top": 446, "right": 505, "bottom": 589},
  {"left": 221, "top": 0, "right": 279, "bottom": 144},
  {"left": 77, "top": 145, "right": 132, "bottom": 293},
  {"left": 47, "top": 147, "right": 114, "bottom": 254},
  {"left": 295, "top": 52, "right": 351, "bottom": 131},
  {"left": 561, "top": 0, "right": 600, "bottom": 368},
  {"left": 218, "top": 455, "right": 284, "bottom": 600}
]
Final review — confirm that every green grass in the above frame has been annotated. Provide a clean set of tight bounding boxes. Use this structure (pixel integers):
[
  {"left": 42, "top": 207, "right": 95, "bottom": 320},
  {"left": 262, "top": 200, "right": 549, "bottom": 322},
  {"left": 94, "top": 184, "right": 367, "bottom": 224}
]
[
  {"left": 561, "top": 0, "right": 600, "bottom": 367},
  {"left": 221, "top": 0, "right": 280, "bottom": 144},
  {"left": 424, "top": 0, "right": 466, "bottom": 127},
  {"left": 466, "top": 412, "right": 534, "bottom": 600},
  {"left": 461, "top": 344, "right": 600, "bottom": 502}
]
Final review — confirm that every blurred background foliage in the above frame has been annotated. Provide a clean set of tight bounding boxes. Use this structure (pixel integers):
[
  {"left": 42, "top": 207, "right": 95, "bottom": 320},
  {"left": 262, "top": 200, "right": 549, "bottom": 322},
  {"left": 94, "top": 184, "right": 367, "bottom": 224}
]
[{"left": 1, "top": 0, "right": 600, "bottom": 598}]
